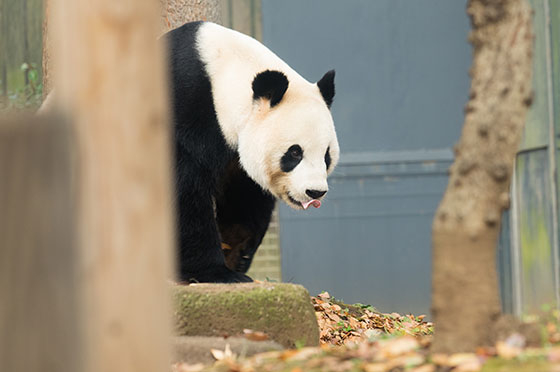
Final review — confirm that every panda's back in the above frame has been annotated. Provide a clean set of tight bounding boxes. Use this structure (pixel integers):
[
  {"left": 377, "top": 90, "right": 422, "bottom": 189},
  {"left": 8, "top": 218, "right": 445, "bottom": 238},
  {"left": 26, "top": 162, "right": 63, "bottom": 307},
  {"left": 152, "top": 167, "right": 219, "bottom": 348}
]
[
  {"left": 166, "top": 22, "right": 212, "bottom": 130},
  {"left": 166, "top": 22, "right": 236, "bottom": 183}
]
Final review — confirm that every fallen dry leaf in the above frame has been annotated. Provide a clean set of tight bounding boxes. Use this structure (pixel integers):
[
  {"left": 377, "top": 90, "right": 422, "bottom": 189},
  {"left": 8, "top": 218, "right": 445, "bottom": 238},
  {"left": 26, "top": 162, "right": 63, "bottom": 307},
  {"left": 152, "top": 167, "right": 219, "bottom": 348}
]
[
  {"left": 383, "top": 353, "right": 425, "bottom": 370},
  {"left": 283, "top": 347, "right": 322, "bottom": 362},
  {"left": 243, "top": 328, "right": 269, "bottom": 341},
  {"left": 318, "top": 291, "right": 331, "bottom": 300},
  {"left": 496, "top": 333, "right": 525, "bottom": 359},
  {"left": 362, "top": 362, "right": 388, "bottom": 372},
  {"left": 430, "top": 353, "right": 449, "bottom": 366},
  {"left": 454, "top": 360, "right": 483, "bottom": 372},
  {"left": 410, "top": 364, "right": 436, "bottom": 372},
  {"left": 496, "top": 340, "right": 522, "bottom": 359},
  {"left": 171, "top": 362, "right": 205, "bottom": 372},
  {"left": 210, "top": 344, "right": 235, "bottom": 361},
  {"left": 447, "top": 353, "right": 482, "bottom": 371},
  {"left": 378, "top": 336, "right": 419, "bottom": 358},
  {"left": 549, "top": 346, "right": 560, "bottom": 362}
]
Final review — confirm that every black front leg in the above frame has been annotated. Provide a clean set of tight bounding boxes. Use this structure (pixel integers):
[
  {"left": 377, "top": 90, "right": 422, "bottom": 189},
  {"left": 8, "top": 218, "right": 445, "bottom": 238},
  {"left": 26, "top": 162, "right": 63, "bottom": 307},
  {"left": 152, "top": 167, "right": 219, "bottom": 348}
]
[
  {"left": 175, "top": 162, "right": 252, "bottom": 283},
  {"left": 216, "top": 163, "right": 276, "bottom": 273}
]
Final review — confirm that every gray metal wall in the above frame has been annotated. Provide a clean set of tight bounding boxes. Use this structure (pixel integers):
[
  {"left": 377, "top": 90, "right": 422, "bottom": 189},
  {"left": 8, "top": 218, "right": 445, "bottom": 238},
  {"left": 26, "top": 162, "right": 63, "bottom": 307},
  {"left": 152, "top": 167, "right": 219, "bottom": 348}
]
[
  {"left": 508, "top": 0, "right": 560, "bottom": 315},
  {"left": 261, "top": 0, "right": 471, "bottom": 315}
]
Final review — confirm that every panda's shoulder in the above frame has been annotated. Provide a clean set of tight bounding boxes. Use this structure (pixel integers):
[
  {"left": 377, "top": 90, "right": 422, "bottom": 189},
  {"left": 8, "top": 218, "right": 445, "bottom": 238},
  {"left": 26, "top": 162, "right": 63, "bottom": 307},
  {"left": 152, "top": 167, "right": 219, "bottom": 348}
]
[
  {"left": 196, "top": 22, "right": 276, "bottom": 62},
  {"left": 165, "top": 21, "right": 205, "bottom": 68}
]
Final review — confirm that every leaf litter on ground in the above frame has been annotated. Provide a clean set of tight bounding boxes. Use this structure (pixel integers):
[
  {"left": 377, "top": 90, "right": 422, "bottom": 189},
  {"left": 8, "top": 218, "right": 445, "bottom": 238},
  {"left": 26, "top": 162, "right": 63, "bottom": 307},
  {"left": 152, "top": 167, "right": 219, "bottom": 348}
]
[
  {"left": 313, "top": 291, "right": 433, "bottom": 346},
  {"left": 172, "top": 294, "right": 560, "bottom": 372}
]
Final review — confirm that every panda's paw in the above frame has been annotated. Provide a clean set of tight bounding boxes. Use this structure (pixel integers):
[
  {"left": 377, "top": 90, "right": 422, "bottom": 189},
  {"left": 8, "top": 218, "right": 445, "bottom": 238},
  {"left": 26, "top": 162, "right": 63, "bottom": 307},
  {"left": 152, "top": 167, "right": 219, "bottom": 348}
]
[{"left": 184, "top": 265, "right": 253, "bottom": 284}]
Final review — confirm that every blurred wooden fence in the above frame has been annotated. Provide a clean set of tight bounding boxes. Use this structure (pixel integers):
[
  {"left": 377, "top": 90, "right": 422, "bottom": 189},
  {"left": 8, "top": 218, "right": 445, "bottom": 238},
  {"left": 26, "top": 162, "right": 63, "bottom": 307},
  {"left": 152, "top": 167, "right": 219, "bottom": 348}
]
[
  {"left": 0, "top": 0, "right": 43, "bottom": 96},
  {"left": 220, "top": 0, "right": 262, "bottom": 39},
  {"left": 0, "top": 0, "right": 261, "bottom": 98}
]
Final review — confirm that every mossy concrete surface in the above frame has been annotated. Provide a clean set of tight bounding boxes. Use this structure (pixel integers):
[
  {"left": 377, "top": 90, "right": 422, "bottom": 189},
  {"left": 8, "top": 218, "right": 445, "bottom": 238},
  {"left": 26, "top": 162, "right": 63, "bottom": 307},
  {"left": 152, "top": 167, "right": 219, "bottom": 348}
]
[{"left": 173, "top": 283, "right": 319, "bottom": 348}]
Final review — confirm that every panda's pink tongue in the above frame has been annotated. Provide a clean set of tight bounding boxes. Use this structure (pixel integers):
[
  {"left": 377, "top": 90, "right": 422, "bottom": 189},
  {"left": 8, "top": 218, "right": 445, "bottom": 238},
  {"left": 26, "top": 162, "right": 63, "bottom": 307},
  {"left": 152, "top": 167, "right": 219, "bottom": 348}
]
[{"left": 302, "top": 199, "right": 321, "bottom": 210}]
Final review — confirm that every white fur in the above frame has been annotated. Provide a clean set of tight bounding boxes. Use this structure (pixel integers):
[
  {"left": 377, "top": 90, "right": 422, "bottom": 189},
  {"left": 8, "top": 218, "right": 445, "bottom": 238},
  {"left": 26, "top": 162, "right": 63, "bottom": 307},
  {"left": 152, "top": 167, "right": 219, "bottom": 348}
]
[{"left": 196, "top": 22, "right": 339, "bottom": 209}]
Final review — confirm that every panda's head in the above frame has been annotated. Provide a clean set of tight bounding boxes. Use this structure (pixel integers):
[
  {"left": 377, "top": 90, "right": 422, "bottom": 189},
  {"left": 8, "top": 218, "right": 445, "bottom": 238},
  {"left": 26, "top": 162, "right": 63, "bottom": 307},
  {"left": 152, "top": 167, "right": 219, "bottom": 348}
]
[{"left": 237, "top": 70, "right": 339, "bottom": 210}]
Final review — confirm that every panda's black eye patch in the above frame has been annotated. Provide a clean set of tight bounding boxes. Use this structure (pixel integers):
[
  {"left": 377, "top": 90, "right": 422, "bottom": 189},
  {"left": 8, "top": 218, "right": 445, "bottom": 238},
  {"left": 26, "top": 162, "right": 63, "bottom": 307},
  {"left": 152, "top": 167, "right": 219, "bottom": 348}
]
[
  {"left": 325, "top": 147, "right": 331, "bottom": 170},
  {"left": 281, "top": 145, "right": 303, "bottom": 172}
]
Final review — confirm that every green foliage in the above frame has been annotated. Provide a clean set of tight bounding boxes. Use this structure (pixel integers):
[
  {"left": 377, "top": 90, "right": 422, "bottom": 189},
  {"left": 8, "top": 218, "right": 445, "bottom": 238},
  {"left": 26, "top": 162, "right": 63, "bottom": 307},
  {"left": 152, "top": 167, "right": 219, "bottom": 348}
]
[
  {"left": 0, "top": 62, "right": 43, "bottom": 111},
  {"left": 336, "top": 321, "right": 354, "bottom": 333},
  {"left": 294, "top": 339, "right": 306, "bottom": 350},
  {"left": 354, "top": 302, "right": 378, "bottom": 313}
]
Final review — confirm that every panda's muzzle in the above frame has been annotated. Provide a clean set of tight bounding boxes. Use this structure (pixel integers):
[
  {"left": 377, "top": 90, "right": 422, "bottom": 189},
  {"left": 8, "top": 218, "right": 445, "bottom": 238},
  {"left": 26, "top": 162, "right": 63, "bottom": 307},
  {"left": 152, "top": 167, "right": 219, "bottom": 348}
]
[
  {"left": 306, "top": 189, "right": 326, "bottom": 199},
  {"left": 287, "top": 194, "right": 301, "bottom": 207},
  {"left": 287, "top": 193, "right": 322, "bottom": 210}
]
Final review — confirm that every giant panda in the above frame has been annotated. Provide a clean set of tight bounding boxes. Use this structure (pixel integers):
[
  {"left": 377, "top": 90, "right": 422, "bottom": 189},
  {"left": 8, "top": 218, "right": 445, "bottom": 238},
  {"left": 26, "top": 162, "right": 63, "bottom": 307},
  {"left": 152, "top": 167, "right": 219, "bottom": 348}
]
[{"left": 166, "top": 21, "right": 339, "bottom": 283}]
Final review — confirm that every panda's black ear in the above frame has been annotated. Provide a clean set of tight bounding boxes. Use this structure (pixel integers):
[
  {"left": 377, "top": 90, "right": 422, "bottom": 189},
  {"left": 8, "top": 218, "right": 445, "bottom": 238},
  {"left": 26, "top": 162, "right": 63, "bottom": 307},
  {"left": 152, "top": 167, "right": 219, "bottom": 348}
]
[
  {"left": 317, "top": 70, "right": 335, "bottom": 108},
  {"left": 252, "top": 70, "right": 289, "bottom": 108}
]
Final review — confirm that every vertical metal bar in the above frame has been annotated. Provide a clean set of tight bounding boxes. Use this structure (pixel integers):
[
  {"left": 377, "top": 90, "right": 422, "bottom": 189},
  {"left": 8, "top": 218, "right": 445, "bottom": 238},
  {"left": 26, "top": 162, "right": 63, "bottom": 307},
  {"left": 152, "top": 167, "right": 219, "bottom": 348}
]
[
  {"left": 510, "top": 164, "right": 523, "bottom": 316},
  {"left": 228, "top": 0, "right": 233, "bottom": 28},
  {"left": 544, "top": 0, "right": 560, "bottom": 308},
  {"left": 250, "top": 0, "right": 256, "bottom": 37}
]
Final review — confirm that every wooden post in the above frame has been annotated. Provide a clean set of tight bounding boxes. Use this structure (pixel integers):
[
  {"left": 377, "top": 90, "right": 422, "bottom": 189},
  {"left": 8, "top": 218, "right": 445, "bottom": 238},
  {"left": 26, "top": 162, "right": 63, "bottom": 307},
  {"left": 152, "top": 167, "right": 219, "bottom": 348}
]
[
  {"left": 0, "top": 115, "right": 79, "bottom": 372},
  {"left": 52, "top": 0, "right": 174, "bottom": 370}
]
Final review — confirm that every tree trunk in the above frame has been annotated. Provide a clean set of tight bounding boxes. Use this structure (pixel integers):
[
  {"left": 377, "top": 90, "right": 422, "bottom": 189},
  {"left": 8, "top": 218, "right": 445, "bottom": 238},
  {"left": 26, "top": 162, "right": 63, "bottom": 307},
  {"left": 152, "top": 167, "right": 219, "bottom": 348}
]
[
  {"left": 431, "top": 0, "right": 533, "bottom": 353},
  {"left": 51, "top": 0, "right": 173, "bottom": 370},
  {"left": 160, "top": 0, "right": 221, "bottom": 32}
]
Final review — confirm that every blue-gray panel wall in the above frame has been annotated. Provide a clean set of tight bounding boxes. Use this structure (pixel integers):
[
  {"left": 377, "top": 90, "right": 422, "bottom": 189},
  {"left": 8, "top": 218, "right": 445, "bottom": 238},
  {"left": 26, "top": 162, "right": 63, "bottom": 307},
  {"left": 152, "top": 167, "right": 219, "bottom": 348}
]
[
  {"left": 261, "top": 1, "right": 471, "bottom": 315},
  {"left": 280, "top": 155, "right": 453, "bottom": 314},
  {"left": 261, "top": 0, "right": 471, "bottom": 153}
]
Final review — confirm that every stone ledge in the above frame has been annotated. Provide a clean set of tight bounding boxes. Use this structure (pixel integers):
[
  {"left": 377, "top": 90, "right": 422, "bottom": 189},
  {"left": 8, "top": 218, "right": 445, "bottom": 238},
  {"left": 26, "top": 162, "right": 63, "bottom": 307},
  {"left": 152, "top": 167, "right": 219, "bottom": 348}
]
[{"left": 173, "top": 282, "right": 319, "bottom": 348}]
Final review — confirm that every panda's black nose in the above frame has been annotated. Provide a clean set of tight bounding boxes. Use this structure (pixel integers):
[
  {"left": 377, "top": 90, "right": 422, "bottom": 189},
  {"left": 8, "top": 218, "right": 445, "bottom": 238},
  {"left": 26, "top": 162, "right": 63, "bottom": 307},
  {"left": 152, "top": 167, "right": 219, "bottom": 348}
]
[{"left": 306, "top": 189, "right": 327, "bottom": 199}]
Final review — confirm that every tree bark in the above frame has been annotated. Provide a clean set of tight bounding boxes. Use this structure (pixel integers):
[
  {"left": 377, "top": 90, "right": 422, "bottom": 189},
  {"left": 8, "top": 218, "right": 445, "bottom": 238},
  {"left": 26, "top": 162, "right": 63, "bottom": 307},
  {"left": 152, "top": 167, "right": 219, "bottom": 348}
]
[
  {"left": 52, "top": 0, "right": 173, "bottom": 370},
  {"left": 431, "top": 0, "right": 533, "bottom": 353},
  {"left": 159, "top": 0, "right": 221, "bottom": 32}
]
